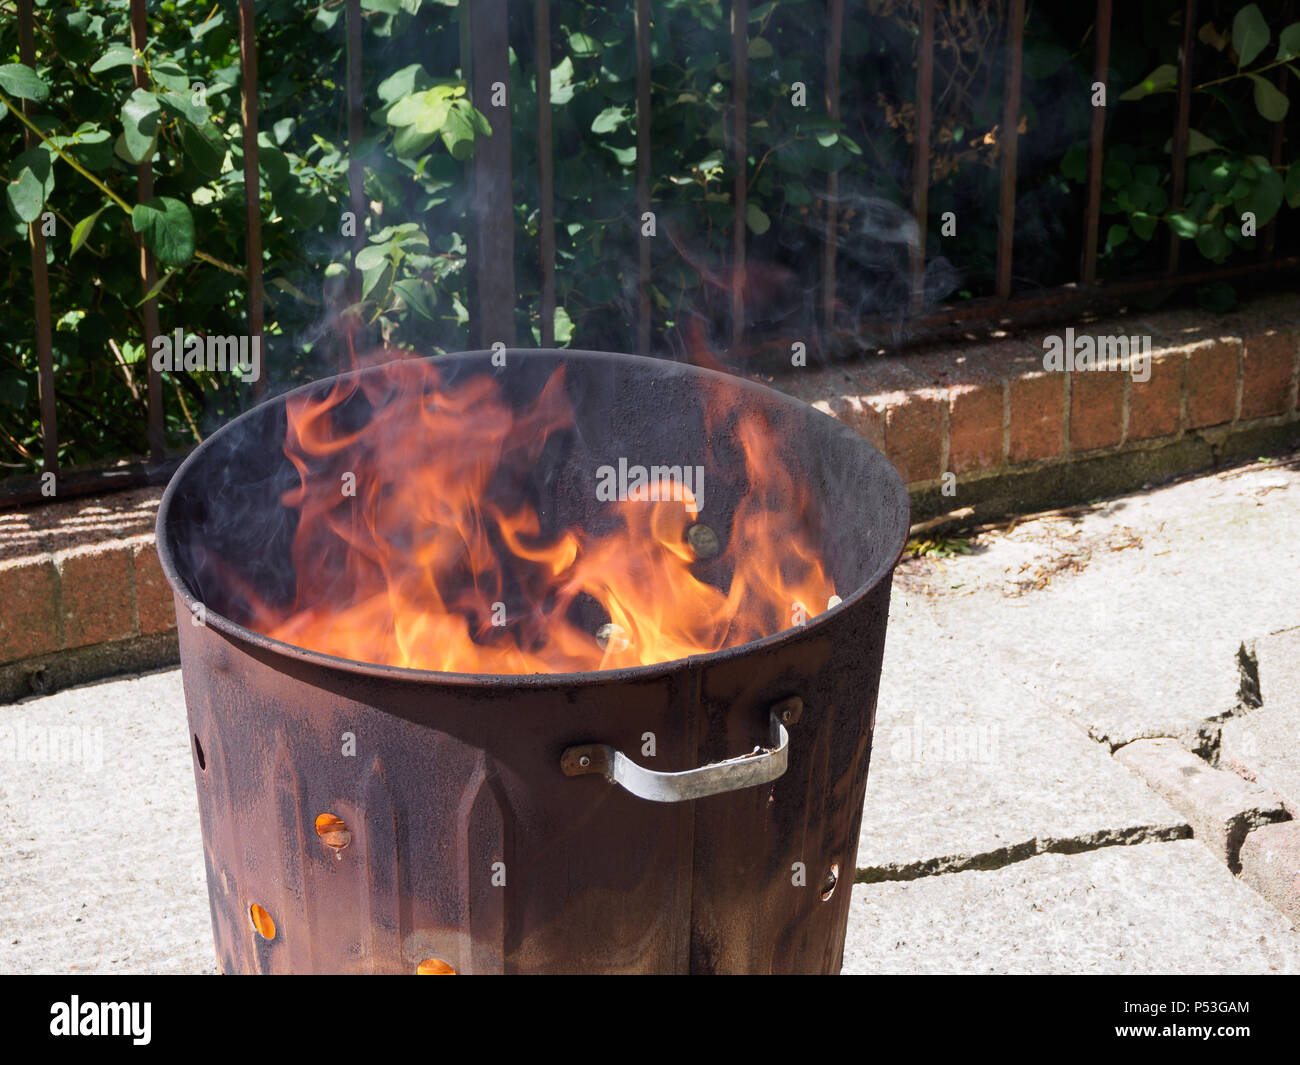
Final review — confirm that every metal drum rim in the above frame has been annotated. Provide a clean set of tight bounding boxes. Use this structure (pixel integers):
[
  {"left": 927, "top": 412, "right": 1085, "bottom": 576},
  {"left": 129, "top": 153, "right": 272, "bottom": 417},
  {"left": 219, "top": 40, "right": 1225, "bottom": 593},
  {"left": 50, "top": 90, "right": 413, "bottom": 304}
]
[{"left": 154, "top": 348, "right": 911, "bottom": 691}]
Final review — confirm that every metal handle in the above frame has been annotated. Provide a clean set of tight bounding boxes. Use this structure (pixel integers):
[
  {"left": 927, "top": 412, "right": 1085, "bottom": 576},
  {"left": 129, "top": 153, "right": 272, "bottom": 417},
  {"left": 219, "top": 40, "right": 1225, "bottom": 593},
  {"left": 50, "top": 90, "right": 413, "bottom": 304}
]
[{"left": 561, "top": 697, "right": 802, "bottom": 803}]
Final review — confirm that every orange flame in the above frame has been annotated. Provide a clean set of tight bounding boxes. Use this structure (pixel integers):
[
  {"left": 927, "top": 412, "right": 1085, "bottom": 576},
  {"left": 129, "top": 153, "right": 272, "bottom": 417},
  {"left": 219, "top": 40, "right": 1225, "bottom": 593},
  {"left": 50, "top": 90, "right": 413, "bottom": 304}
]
[{"left": 247, "top": 357, "right": 835, "bottom": 673}]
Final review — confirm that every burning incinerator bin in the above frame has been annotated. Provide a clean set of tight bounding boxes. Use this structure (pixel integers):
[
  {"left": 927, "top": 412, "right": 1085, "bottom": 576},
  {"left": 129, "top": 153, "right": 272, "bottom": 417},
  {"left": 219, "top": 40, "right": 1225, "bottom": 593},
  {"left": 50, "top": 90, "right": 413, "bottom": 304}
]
[{"left": 155, "top": 349, "right": 909, "bottom": 974}]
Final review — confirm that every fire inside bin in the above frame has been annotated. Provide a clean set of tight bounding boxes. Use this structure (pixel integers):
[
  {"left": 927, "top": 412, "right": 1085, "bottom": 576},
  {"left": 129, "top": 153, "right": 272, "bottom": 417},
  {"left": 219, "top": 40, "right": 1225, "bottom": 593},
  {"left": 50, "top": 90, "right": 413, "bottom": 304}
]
[{"left": 156, "top": 349, "right": 909, "bottom": 974}]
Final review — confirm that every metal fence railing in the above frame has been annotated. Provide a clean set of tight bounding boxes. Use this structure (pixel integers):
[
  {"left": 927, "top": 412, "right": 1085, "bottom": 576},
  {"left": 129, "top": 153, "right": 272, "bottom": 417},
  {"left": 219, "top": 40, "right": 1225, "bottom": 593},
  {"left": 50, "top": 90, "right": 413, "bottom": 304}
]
[{"left": 5, "top": 0, "right": 1296, "bottom": 508}]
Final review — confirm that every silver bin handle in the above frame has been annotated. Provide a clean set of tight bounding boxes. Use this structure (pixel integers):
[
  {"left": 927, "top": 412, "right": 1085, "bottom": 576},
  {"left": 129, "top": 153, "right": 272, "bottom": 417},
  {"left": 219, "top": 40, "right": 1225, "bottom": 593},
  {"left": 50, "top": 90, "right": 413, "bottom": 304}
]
[{"left": 560, "top": 697, "right": 801, "bottom": 803}]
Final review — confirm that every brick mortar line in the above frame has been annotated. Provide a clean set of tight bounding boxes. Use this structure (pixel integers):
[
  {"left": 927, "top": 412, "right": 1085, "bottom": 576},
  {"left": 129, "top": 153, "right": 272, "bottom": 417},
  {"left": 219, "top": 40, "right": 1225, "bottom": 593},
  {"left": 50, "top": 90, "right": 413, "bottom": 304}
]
[
  {"left": 1061, "top": 360, "right": 1072, "bottom": 460},
  {"left": 128, "top": 540, "right": 141, "bottom": 638},
  {"left": 1291, "top": 332, "right": 1300, "bottom": 415},
  {"left": 1234, "top": 339, "right": 1244, "bottom": 425},
  {"left": 938, "top": 383, "right": 951, "bottom": 479},
  {"left": 1121, "top": 369, "right": 1132, "bottom": 446},
  {"left": 49, "top": 552, "right": 67, "bottom": 652}
]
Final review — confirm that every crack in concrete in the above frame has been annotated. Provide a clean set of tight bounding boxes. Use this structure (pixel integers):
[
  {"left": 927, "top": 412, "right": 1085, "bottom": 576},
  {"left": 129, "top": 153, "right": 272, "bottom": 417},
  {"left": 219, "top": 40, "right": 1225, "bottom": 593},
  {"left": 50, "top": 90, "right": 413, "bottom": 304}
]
[{"left": 855, "top": 822, "right": 1193, "bottom": 884}]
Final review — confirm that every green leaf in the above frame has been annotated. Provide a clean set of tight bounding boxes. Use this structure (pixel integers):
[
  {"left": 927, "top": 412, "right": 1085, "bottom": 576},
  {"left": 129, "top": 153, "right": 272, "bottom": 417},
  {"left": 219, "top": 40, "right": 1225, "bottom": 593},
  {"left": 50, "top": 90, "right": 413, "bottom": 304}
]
[
  {"left": 1278, "top": 22, "right": 1300, "bottom": 61},
  {"left": 131, "top": 196, "right": 196, "bottom": 267},
  {"left": 191, "top": 11, "right": 225, "bottom": 40},
  {"left": 1285, "top": 164, "right": 1300, "bottom": 208},
  {"left": 150, "top": 61, "right": 190, "bottom": 94},
  {"left": 1060, "top": 143, "right": 1088, "bottom": 183},
  {"left": 256, "top": 142, "right": 291, "bottom": 190},
  {"left": 388, "top": 88, "right": 455, "bottom": 132},
  {"left": 0, "top": 63, "right": 48, "bottom": 103},
  {"left": 312, "top": 6, "right": 340, "bottom": 31},
  {"left": 6, "top": 148, "right": 53, "bottom": 223},
  {"left": 360, "top": 260, "right": 392, "bottom": 301},
  {"left": 553, "top": 305, "right": 573, "bottom": 346},
  {"left": 89, "top": 44, "right": 138, "bottom": 74},
  {"left": 120, "top": 89, "right": 160, "bottom": 164},
  {"left": 603, "top": 143, "right": 636, "bottom": 167},
  {"left": 62, "top": 124, "right": 113, "bottom": 171},
  {"left": 1233, "top": 4, "right": 1270, "bottom": 68},
  {"left": 1238, "top": 165, "right": 1285, "bottom": 225},
  {"left": 1119, "top": 64, "right": 1177, "bottom": 100},
  {"left": 747, "top": 37, "right": 773, "bottom": 59},
  {"left": 1165, "top": 211, "right": 1198, "bottom": 239},
  {"left": 1195, "top": 222, "right": 1231, "bottom": 261},
  {"left": 441, "top": 100, "right": 490, "bottom": 160},
  {"left": 591, "top": 105, "right": 628, "bottom": 134},
  {"left": 135, "top": 268, "right": 177, "bottom": 307},
  {"left": 180, "top": 121, "right": 224, "bottom": 177},
  {"left": 568, "top": 31, "right": 602, "bottom": 57},
  {"left": 70, "top": 205, "right": 109, "bottom": 257},
  {"left": 158, "top": 90, "right": 210, "bottom": 126},
  {"left": 1130, "top": 212, "right": 1160, "bottom": 241},
  {"left": 1186, "top": 128, "right": 1221, "bottom": 156},
  {"left": 1248, "top": 73, "right": 1289, "bottom": 121},
  {"left": 377, "top": 64, "right": 433, "bottom": 105},
  {"left": 745, "top": 202, "right": 771, "bottom": 235},
  {"left": 354, "top": 244, "right": 391, "bottom": 271},
  {"left": 1105, "top": 224, "right": 1129, "bottom": 249},
  {"left": 392, "top": 277, "right": 437, "bottom": 320},
  {"left": 550, "top": 57, "right": 576, "bottom": 105}
]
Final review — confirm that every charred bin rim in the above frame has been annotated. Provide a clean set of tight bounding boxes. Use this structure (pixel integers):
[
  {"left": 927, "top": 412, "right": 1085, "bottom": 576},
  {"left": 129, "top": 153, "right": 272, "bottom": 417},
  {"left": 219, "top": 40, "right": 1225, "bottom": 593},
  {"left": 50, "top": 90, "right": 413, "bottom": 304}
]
[{"left": 155, "top": 348, "right": 910, "bottom": 694}]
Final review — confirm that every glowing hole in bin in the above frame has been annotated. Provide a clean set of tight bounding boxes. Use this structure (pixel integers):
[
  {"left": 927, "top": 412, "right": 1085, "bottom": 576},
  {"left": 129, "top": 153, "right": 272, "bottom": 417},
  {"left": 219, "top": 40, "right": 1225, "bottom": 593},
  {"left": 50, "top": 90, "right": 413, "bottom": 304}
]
[
  {"left": 193, "top": 734, "right": 205, "bottom": 771},
  {"left": 416, "top": 958, "right": 457, "bottom": 975},
  {"left": 821, "top": 864, "right": 839, "bottom": 902},
  {"left": 314, "top": 812, "right": 352, "bottom": 852},
  {"left": 249, "top": 904, "right": 277, "bottom": 941}
]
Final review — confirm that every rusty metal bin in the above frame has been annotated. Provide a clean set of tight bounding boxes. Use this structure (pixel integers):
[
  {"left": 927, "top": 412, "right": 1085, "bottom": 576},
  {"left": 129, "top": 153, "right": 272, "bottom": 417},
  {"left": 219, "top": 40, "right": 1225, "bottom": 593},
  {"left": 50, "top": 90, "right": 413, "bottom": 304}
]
[{"left": 156, "top": 350, "right": 909, "bottom": 974}]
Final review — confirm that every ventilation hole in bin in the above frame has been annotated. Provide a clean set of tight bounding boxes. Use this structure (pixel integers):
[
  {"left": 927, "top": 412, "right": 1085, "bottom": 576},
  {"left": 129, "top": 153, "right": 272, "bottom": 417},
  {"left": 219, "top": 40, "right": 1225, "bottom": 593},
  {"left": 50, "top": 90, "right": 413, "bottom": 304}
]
[
  {"left": 416, "top": 958, "right": 457, "bottom": 975},
  {"left": 821, "top": 864, "right": 839, "bottom": 902},
  {"left": 249, "top": 904, "right": 277, "bottom": 941},
  {"left": 193, "top": 734, "right": 205, "bottom": 771},
  {"left": 314, "top": 813, "right": 352, "bottom": 852}
]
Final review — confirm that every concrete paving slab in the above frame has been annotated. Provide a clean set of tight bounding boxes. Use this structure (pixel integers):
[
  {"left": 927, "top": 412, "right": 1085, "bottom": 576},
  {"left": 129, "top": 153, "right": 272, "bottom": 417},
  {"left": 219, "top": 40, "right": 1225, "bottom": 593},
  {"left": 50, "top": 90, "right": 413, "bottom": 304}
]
[
  {"left": 1252, "top": 626, "right": 1300, "bottom": 711},
  {"left": 1223, "top": 701, "right": 1300, "bottom": 818},
  {"left": 1220, "top": 626, "right": 1300, "bottom": 821},
  {"left": 0, "top": 668, "right": 215, "bottom": 975},
  {"left": 885, "top": 458, "right": 1300, "bottom": 751},
  {"left": 858, "top": 607, "right": 1189, "bottom": 877},
  {"left": 1114, "top": 738, "right": 1288, "bottom": 869},
  {"left": 1239, "top": 822, "right": 1300, "bottom": 930},
  {"left": 842, "top": 840, "right": 1300, "bottom": 974}
]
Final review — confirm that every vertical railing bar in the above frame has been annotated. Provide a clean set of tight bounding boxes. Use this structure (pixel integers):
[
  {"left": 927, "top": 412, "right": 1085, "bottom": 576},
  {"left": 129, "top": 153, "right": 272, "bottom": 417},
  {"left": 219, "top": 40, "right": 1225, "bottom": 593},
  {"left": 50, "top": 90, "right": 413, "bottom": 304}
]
[
  {"left": 731, "top": 0, "right": 748, "bottom": 351},
  {"left": 238, "top": 0, "right": 265, "bottom": 399},
  {"left": 908, "top": 0, "right": 932, "bottom": 316},
  {"left": 635, "top": 0, "right": 651, "bottom": 357},
  {"left": 1264, "top": 63, "right": 1287, "bottom": 261},
  {"left": 465, "top": 0, "right": 517, "bottom": 346},
  {"left": 1263, "top": 2, "right": 1291, "bottom": 261},
  {"left": 996, "top": 0, "right": 1025, "bottom": 301},
  {"left": 824, "top": 0, "right": 845, "bottom": 332},
  {"left": 1081, "top": 0, "right": 1112, "bottom": 286},
  {"left": 537, "top": 0, "right": 556, "bottom": 348},
  {"left": 130, "top": 0, "right": 164, "bottom": 463},
  {"left": 18, "top": 0, "right": 57, "bottom": 475},
  {"left": 1167, "top": 0, "right": 1197, "bottom": 276},
  {"left": 346, "top": 0, "right": 366, "bottom": 349}
]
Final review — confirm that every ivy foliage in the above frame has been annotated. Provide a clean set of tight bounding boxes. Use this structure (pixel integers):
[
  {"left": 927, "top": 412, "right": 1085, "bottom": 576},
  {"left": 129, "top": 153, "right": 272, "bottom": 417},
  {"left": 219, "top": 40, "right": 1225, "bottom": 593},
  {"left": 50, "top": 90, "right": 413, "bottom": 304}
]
[{"left": 1, "top": 0, "right": 1296, "bottom": 476}]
